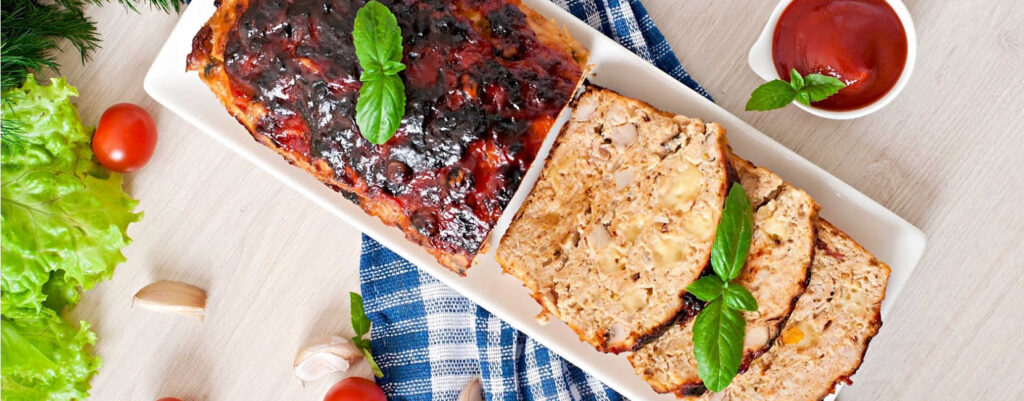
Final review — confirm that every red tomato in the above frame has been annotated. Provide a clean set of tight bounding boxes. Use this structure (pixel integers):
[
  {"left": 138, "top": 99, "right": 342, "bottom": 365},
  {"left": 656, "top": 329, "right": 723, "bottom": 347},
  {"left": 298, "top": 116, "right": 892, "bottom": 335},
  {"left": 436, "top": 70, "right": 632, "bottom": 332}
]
[
  {"left": 324, "top": 377, "right": 386, "bottom": 401},
  {"left": 92, "top": 103, "right": 157, "bottom": 173}
]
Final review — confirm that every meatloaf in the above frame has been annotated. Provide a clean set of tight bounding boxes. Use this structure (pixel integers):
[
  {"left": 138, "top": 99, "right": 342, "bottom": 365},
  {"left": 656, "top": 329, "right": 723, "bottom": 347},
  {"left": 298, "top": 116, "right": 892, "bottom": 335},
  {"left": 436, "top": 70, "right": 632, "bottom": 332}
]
[
  {"left": 690, "top": 219, "right": 891, "bottom": 401},
  {"left": 628, "top": 155, "right": 819, "bottom": 395},
  {"left": 186, "top": 0, "right": 588, "bottom": 274},
  {"left": 497, "top": 86, "right": 731, "bottom": 353}
]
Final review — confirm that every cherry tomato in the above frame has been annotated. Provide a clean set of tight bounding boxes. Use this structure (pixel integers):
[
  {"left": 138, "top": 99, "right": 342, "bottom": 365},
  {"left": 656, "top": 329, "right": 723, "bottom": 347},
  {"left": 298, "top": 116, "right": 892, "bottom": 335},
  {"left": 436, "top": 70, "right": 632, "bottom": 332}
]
[
  {"left": 323, "top": 377, "right": 386, "bottom": 401},
  {"left": 92, "top": 103, "right": 157, "bottom": 173}
]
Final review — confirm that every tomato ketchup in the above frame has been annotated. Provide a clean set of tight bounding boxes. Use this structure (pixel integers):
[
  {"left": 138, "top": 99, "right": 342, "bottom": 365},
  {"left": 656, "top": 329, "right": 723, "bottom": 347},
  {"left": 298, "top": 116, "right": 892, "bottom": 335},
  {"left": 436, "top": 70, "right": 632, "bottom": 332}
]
[{"left": 772, "top": 0, "right": 907, "bottom": 110}]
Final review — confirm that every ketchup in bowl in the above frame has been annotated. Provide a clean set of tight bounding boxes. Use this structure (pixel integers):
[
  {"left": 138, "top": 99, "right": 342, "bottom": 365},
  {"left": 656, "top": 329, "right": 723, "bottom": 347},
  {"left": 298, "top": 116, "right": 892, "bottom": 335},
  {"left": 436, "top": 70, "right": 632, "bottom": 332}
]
[{"left": 772, "top": 0, "right": 908, "bottom": 111}]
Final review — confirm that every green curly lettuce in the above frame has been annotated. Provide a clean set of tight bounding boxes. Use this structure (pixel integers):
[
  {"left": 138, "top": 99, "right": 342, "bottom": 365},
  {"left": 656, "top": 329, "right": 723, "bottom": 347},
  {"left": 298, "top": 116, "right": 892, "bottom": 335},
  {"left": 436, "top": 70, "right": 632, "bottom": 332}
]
[
  {"left": 1, "top": 76, "right": 141, "bottom": 400},
  {"left": 1, "top": 309, "right": 101, "bottom": 401},
  {"left": 1, "top": 76, "right": 141, "bottom": 316}
]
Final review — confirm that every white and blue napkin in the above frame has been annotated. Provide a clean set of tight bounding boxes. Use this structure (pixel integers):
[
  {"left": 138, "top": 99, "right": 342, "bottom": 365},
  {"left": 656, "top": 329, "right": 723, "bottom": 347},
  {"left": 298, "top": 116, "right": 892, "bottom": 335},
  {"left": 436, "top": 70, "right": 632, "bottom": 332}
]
[{"left": 359, "top": 1, "right": 711, "bottom": 400}]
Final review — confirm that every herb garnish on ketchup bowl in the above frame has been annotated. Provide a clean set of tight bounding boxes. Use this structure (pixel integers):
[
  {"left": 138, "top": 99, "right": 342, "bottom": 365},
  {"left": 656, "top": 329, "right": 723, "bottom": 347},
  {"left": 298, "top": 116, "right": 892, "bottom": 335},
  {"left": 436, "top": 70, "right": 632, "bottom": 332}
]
[{"left": 748, "top": 0, "right": 917, "bottom": 119}]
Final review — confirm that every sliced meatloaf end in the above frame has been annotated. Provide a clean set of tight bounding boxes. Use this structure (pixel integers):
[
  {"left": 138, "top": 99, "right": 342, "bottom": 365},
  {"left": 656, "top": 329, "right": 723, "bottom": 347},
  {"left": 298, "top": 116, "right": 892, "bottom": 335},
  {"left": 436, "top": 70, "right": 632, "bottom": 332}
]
[
  {"left": 497, "top": 85, "right": 731, "bottom": 353},
  {"left": 628, "top": 158, "right": 818, "bottom": 394},
  {"left": 691, "top": 219, "right": 891, "bottom": 401}
]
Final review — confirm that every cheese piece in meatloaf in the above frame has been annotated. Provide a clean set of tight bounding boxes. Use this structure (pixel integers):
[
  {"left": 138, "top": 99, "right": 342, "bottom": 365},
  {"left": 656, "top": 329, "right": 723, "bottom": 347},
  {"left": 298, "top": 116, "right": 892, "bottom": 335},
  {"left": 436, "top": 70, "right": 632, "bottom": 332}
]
[
  {"left": 691, "top": 220, "right": 891, "bottom": 401},
  {"left": 497, "top": 86, "right": 731, "bottom": 353},
  {"left": 186, "top": 0, "right": 588, "bottom": 274},
  {"left": 628, "top": 155, "right": 819, "bottom": 395}
]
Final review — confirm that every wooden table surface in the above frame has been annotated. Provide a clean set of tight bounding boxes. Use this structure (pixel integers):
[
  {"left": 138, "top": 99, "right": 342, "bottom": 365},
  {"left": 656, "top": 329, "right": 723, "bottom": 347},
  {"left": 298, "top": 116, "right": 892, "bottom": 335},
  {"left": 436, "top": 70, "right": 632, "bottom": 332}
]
[{"left": 55, "top": 0, "right": 1024, "bottom": 400}]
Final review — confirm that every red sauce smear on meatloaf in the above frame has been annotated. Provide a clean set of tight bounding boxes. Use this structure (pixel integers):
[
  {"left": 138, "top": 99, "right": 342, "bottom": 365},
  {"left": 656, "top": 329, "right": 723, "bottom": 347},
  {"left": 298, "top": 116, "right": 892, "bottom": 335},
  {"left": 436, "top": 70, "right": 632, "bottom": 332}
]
[{"left": 221, "top": 0, "right": 582, "bottom": 257}]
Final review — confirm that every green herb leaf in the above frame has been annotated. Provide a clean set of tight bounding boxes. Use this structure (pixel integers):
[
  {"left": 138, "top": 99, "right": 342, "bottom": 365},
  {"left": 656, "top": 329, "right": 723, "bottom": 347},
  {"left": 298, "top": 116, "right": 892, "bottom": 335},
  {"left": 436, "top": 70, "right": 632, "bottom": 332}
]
[
  {"left": 1, "top": 0, "right": 186, "bottom": 92},
  {"left": 722, "top": 284, "right": 758, "bottom": 312},
  {"left": 352, "top": 1, "right": 403, "bottom": 74},
  {"left": 361, "top": 347, "right": 385, "bottom": 378},
  {"left": 382, "top": 60, "right": 406, "bottom": 75},
  {"left": 795, "top": 90, "right": 812, "bottom": 106},
  {"left": 800, "top": 73, "right": 847, "bottom": 102},
  {"left": 744, "top": 80, "right": 796, "bottom": 111},
  {"left": 788, "top": 68, "right": 804, "bottom": 91},
  {"left": 691, "top": 183, "right": 759, "bottom": 391},
  {"left": 353, "top": 0, "right": 406, "bottom": 145},
  {"left": 746, "top": 69, "right": 847, "bottom": 112},
  {"left": 350, "top": 292, "right": 371, "bottom": 337},
  {"left": 692, "top": 298, "right": 746, "bottom": 392},
  {"left": 350, "top": 336, "right": 370, "bottom": 350},
  {"left": 687, "top": 276, "right": 726, "bottom": 302},
  {"left": 356, "top": 75, "right": 406, "bottom": 145},
  {"left": 349, "top": 292, "right": 383, "bottom": 377},
  {"left": 711, "top": 185, "right": 754, "bottom": 282}
]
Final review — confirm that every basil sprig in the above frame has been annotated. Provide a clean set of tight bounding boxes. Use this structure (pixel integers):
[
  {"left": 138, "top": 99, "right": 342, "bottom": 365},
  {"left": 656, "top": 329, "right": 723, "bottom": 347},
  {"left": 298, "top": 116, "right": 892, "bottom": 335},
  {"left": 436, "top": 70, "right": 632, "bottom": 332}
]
[
  {"left": 686, "top": 184, "right": 758, "bottom": 392},
  {"left": 350, "top": 292, "right": 384, "bottom": 378},
  {"left": 745, "top": 68, "right": 846, "bottom": 111},
  {"left": 353, "top": 0, "right": 406, "bottom": 145}
]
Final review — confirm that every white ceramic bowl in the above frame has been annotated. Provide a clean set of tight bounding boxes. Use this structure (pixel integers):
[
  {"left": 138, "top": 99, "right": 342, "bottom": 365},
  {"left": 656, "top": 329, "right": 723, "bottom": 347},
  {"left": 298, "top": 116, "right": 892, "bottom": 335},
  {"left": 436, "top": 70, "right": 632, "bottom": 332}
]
[{"left": 748, "top": 0, "right": 917, "bottom": 119}]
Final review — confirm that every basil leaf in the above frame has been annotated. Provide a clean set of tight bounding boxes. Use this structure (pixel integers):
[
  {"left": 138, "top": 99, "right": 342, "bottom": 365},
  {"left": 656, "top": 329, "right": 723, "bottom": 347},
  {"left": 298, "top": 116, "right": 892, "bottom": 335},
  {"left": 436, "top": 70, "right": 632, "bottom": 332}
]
[
  {"left": 350, "top": 336, "right": 370, "bottom": 349},
  {"left": 802, "top": 73, "right": 847, "bottom": 102},
  {"left": 361, "top": 347, "right": 385, "bottom": 378},
  {"left": 352, "top": 1, "right": 403, "bottom": 72},
  {"left": 711, "top": 184, "right": 754, "bottom": 281},
  {"left": 795, "top": 90, "right": 812, "bottom": 105},
  {"left": 744, "top": 80, "right": 796, "bottom": 111},
  {"left": 350, "top": 292, "right": 383, "bottom": 377},
  {"left": 687, "top": 276, "right": 726, "bottom": 302},
  {"left": 693, "top": 298, "right": 746, "bottom": 392},
  {"left": 350, "top": 292, "right": 371, "bottom": 337},
  {"left": 382, "top": 60, "right": 406, "bottom": 75},
  {"left": 360, "top": 68, "right": 383, "bottom": 82},
  {"left": 356, "top": 75, "right": 406, "bottom": 145},
  {"left": 722, "top": 284, "right": 758, "bottom": 312},
  {"left": 788, "top": 68, "right": 804, "bottom": 91},
  {"left": 353, "top": 0, "right": 406, "bottom": 145}
]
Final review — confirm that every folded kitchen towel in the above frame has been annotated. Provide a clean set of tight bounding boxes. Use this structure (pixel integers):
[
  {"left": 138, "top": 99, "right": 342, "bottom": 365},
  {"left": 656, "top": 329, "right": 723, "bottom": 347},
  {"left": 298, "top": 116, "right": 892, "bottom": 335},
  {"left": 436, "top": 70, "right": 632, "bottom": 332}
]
[{"left": 359, "top": 1, "right": 711, "bottom": 400}]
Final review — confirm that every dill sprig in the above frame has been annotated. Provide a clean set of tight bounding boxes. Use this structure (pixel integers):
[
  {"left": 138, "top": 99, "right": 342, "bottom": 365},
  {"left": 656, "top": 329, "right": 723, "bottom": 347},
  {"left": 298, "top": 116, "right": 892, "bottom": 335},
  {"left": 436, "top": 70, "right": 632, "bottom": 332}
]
[
  {"left": 1, "top": 0, "right": 101, "bottom": 91},
  {"left": 0, "top": 0, "right": 185, "bottom": 142},
  {"left": 0, "top": 0, "right": 186, "bottom": 91}
]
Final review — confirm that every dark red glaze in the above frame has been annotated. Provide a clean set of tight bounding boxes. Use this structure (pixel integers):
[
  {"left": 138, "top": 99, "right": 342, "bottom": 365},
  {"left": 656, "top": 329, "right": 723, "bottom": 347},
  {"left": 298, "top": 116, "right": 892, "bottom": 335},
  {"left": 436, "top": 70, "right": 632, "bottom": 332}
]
[
  {"left": 221, "top": 0, "right": 581, "bottom": 257},
  {"left": 772, "top": 0, "right": 907, "bottom": 110}
]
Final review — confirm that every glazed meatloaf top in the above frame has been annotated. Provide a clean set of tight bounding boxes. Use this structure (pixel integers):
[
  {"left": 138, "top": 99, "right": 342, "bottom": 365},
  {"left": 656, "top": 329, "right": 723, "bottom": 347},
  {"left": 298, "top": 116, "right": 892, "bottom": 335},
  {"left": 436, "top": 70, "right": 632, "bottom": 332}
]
[
  {"left": 628, "top": 155, "right": 819, "bottom": 395},
  {"left": 187, "top": 0, "right": 588, "bottom": 273},
  {"left": 497, "top": 86, "right": 730, "bottom": 353}
]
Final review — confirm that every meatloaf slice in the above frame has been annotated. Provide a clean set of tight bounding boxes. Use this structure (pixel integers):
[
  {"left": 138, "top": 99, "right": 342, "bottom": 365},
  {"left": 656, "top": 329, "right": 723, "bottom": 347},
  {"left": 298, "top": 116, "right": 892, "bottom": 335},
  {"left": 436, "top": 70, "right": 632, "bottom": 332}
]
[
  {"left": 628, "top": 156, "right": 818, "bottom": 394},
  {"left": 690, "top": 219, "right": 891, "bottom": 401},
  {"left": 497, "top": 86, "right": 730, "bottom": 353}
]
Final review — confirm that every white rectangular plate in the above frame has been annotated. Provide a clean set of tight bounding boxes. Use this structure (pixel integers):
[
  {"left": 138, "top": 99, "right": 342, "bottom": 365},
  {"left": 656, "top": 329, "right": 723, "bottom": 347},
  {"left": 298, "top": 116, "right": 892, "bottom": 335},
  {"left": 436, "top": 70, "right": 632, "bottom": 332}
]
[{"left": 145, "top": 1, "right": 925, "bottom": 399}]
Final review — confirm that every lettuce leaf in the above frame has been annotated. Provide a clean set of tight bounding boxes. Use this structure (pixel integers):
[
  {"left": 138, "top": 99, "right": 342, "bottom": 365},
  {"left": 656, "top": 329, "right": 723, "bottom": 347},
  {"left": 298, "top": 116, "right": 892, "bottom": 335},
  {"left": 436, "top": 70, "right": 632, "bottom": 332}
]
[
  {"left": 1, "top": 76, "right": 141, "bottom": 317},
  {"left": 1, "top": 310, "right": 101, "bottom": 401},
  {"left": 1, "top": 76, "right": 140, "bottom": 400}
]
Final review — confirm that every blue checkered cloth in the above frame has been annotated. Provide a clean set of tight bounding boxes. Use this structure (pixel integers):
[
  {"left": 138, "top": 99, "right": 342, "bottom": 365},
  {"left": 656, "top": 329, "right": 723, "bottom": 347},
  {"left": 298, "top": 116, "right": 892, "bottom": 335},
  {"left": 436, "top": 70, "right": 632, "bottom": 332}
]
[{"left": 359, "top": 1, "right": 711, "bottom": 400}]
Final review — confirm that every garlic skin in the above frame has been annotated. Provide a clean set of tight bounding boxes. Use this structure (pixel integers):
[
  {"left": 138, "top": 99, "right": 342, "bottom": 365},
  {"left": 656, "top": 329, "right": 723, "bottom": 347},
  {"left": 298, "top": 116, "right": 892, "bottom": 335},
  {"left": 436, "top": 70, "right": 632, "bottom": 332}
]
[
  {"left": 133, "top": 280, "right": 207, "bottom": 320},
  {"left": 457, "top": 377, "right": 483, "bottom": 401},
  {"left": 293, "top": 336, "right": 363, "bottom": 384}
]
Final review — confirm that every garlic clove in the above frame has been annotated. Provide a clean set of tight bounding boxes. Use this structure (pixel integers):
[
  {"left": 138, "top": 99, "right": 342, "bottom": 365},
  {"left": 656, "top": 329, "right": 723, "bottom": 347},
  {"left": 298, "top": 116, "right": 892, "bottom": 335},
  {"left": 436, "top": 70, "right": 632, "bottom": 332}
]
[
  {"left": 457, "top": 377, "right": 483, "bottom": 401},
  {"left": 133, "top": 280, "right": 207, "bottom": 321},
  {"left": 294, "top": 336, "right": 363, "bottom": 384}
]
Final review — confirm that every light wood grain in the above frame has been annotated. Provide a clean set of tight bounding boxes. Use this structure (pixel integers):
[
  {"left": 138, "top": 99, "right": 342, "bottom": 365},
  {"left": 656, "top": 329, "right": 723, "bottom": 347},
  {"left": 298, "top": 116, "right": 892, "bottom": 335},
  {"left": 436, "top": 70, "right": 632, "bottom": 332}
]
[{"left": 51, "top": 0, "right": 1024, "bottom": 400}]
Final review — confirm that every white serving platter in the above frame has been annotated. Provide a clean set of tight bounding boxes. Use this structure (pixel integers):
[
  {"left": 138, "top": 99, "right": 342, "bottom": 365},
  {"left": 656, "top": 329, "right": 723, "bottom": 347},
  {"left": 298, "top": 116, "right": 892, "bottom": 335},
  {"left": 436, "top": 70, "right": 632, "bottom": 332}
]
[{"left": 144, "top": 1, "right": 926, "bottom": 399}]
